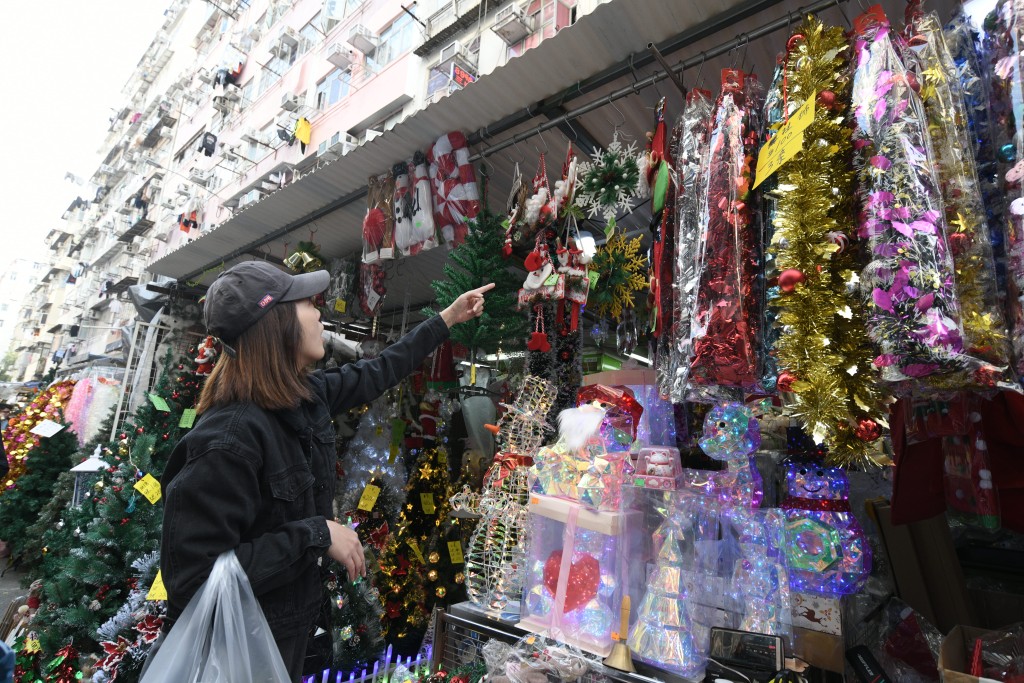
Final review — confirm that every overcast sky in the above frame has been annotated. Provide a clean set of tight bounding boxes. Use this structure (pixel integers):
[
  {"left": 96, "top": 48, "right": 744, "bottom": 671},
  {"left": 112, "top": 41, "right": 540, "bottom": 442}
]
[{"left": 0, "top": 1, "right": 168, "bottom": 266}]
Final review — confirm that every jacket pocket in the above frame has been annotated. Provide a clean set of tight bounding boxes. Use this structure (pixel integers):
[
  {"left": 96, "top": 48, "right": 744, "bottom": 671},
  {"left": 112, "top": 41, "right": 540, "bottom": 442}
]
[{"left": 267, "top": 464, "right": 315, "bottom": 524}]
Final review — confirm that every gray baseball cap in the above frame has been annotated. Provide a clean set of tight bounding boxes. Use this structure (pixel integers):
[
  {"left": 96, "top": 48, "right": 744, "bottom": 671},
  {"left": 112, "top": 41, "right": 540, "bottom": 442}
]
[{"left": 204, "top": 261, "right": 329, "bottom": 348}]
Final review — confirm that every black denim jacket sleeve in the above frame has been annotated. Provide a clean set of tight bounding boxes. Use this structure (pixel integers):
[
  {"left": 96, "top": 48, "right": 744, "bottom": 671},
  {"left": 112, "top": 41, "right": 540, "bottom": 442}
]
[
  {"left": 161, "top": 437, "right": 330, "bottom": 621},
  {"left": 323, "top": 315, "right": 450, "bottom": 414}
]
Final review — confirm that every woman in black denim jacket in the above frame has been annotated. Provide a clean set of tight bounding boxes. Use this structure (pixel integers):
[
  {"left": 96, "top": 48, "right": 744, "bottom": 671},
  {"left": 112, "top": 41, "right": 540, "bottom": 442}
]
[{"left": 155, "top": 261, "right": 491, "bottom": 682}]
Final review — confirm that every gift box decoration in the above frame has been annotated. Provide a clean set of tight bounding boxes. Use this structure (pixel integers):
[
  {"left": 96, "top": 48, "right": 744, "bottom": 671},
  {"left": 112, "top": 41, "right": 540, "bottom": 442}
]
[{"left": 519, "top": 494, "right": 639, "bottom": 657}]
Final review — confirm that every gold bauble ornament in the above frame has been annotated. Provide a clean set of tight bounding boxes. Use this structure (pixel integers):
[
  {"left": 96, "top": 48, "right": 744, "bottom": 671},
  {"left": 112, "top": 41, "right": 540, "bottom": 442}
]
[
  {"left": 427, "top": 570, "right": 438, "bottom": 581},
  {"left": 428, "top": 552, "right": 440, "bottom": 564}
]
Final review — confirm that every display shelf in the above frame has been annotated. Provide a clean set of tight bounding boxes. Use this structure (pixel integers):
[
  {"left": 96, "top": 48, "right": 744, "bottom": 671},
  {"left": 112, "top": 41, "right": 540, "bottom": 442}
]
[{"left": 435, "top": 602, "right": 700, "bottom": 683}]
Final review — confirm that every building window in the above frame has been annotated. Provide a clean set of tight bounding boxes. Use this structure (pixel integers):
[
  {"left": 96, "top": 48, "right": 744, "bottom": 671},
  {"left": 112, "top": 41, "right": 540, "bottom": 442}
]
[
  {"left": 316, "top": 68, "right": 352, "bottom": 109},
  {"left": 369, "top": 13, "right": 416, "bottom": 69},
  {"left": 241, "top": 78, "right": 255, "bottom": 106},
  {"left": 300, "top": 14, "right": 323, "bottom": 52}
]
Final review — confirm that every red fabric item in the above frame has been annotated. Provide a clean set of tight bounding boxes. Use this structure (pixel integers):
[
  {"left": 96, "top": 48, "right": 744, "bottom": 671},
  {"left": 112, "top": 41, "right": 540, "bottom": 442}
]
[{"left": 891, "top": 391, "right": 1024, "bottom": 531}]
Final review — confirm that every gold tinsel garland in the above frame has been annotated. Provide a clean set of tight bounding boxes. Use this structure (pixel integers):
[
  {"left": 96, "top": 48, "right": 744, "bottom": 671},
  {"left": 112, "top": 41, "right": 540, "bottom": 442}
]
[{"left": 769, "top": 17, "right": 889, "bottom": 467}]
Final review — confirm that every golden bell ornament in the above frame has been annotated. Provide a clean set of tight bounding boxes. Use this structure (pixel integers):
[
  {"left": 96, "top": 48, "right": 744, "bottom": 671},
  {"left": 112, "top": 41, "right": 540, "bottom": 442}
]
[{"left": 603, "top": 595, "right": 635, "bottom": 672}]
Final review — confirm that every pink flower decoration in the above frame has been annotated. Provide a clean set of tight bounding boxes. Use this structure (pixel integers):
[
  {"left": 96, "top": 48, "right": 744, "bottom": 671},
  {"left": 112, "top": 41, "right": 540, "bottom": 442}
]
[
  {"left": 872, "top": 288, "right": 894, "bottom": 312},
  {"left": 869, "top": 155, "right": 892, "bottom": 170}
]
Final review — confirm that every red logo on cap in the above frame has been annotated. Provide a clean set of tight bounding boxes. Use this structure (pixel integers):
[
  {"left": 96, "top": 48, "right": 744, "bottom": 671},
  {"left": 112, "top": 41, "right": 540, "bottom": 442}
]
[{"left": 258, "top": 294, "right": 274, "bottom": 308}]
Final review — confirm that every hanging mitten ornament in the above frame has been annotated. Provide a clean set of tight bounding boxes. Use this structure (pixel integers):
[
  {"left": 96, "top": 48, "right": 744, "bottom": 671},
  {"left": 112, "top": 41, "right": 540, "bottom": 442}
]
[
  {"left": 194, "top": 336, "right": 218, "bottom": 376},
  {"left": 527, "top": 305, "right": 552, "bottom": 352},
  {"left": 518, "top": 237, "right": 563, "bottom": 307}
]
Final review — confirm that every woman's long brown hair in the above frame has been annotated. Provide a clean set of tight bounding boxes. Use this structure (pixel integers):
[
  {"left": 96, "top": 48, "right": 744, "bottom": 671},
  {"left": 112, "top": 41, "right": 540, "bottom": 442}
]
[{"left": 197, "top": 302, "right": 313, "bottom": 413}]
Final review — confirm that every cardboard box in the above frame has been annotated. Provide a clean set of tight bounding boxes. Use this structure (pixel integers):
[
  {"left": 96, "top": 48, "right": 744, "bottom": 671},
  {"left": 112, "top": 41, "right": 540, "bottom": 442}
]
[
  {"left": 939, "top": 625, "right": 1001, "bottom": 683},
  {"left": 792, "top": 626, "right": 844, "bottom": 674}
]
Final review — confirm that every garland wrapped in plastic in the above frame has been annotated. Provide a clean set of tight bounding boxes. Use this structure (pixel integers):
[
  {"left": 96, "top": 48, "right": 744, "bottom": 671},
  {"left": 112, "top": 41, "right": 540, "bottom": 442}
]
[
  {"left": 906, "top": 12, "right": 1014, "bottom": 390},
  {"left": 689, "top": 69, "right": 763, "bottom": 391},
  {"left": 851, "top": 7, "right": 966, "bottom": 390},
  {"left": 770, "top": 16, "right": 889, "bottom": 466},
  {"left": 669, "top": 89, "right": 714, "bottom": 402}
]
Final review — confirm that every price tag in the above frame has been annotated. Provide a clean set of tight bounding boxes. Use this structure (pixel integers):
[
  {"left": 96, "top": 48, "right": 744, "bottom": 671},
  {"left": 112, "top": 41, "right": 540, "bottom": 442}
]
[
  {"left": 447, "top": 540, "right": 464, "bottom": 564},
  {"left": 179, "top": 408, "right": 197, "bottom": 429},
  {"left": 543, "top": 272, "right": 560, "bottom": 287},
  {"left": 437, "top": 450, "right": 447, "bottom": 464},
  {"left": 357, "top": 484, "right": 381, "bottom": 512},
  {"left": 133, "top": 474, "right": 162, "bottom": 504},
  {"left": 146, "top": 570, "right": 168, "bottom": 600},
  {"left": 388, "top": 418, "right": 406, "bottom": 463},
  {"left": 753, "top": 92, "right": 816, "bottom": 189},
  {"left": 587, "top": 270, "right": 600, "bottom": 288},
  {"left": 29, "top": 419, "right": 65, "bottom": 438},
  {"left": 333, "top": 298, "right": 347, "bottom": 313},
  {"left": 407, "top": 539, "right": 425, "bottom": 564},
  {"left": 149, "top": 394, "right": 171, "bottom": 412},
  {"left": 420, "top": 492, "right": 436, "bottom": 514}
]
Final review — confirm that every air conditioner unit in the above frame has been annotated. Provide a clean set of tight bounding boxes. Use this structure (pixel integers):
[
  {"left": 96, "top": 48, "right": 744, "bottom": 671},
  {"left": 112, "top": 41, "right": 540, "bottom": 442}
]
[
  {"left": 279, "top": 26, "right": 301, "bottom": 47},
  {"left": 237, "top": 188, "right": 263, "bottom": 208},
  {"left": 347, "top": 24, "right": 378, "bottom": 55},
  {"left": 159, "top": 127, "right": 174, "bottom": 139},
  {"left": 197, "top": 68, "right": 212, "bottom": 84},
  {"left": 280, "top": 91, "right": 300, "bottom": 111},
  {"left": 221, "top": 84, "right": 242, "bottom": 101},
  {"left": 316, "top": 132, "right": 357, "bottom": 161},
  {"left": 492, "top": 4, "right": 534, "bottom": 44},
  {"left": 212, "top": 95, "right": 237, "bottom": 113},
  {"left": 124, "top": 244, "right": 137, "bottom": 254},
  {"left": 438, "top": 40, "right": 477, "bottom": 71},
  {"left": 326, "top": 42, "right": 356, "bottom": 69},
  {"left": 153, "top": 228, "right": 169, "bottom": 242},
  {"left": 160, "top": 198, "right": 176, "bottom": 210},
  {"left": 189, "top": 169, "right": 210, "bottom": 185},
  {"left": 245, "top": 24, "right": 262, "bottom": 42},
  {"left": 99, "top": 164, "right": 116, "bottom": 175},
  {"left": 241, "top": 128, "right": 262, "bottom": 144},
  {"left": 150, "top": 177, "right": 163, "bottom": 189}
]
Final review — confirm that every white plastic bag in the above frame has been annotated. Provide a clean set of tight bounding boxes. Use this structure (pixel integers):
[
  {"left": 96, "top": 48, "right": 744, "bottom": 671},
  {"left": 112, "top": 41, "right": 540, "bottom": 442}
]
[{"left": 141, "top": 552, "right": 290, "bottom": 683}]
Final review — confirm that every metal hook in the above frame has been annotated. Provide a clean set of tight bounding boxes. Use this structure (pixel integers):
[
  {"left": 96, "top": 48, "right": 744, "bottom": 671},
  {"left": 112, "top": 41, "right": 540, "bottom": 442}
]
[
  {"left": 738, "top": 34, "right": 750, "bottom": 73},
  {"left": 606, "top": 96, "right": 627, "bottom": 133},
  {"left": 533, "top": 128, "right": 549, "bottom": 155},
  {"left": 563, "top": 119, "right": 579, "bottom": 144},
  {"left": 694, "top": 51, "right": 707, "bottom": 90}
]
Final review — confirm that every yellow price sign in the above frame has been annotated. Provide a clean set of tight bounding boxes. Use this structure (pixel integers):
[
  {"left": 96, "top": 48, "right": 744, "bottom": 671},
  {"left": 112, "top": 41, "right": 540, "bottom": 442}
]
[
  {"left": 420, "top": 492, "right": 436, "bottom": 514},
  {"left": 357, "top": 484, "right": 381, "bottom": 512},
  {"left": 133, "top": 474, "right": 162, "bottom": 504},
  {"left": 334, "top": 298, "right": 347, "bottom": 313},
  {"left": 147, "top": 570, "right": 168, "bottom": 600},
  {"left": 753, "top": 92, "right": 816, "bottom": 189},
  {"left": 407, "top": 539, "right": 425, "bottom": 564},
  {"left": 447, "top": 540, "right": 464, "bottom": 564}
]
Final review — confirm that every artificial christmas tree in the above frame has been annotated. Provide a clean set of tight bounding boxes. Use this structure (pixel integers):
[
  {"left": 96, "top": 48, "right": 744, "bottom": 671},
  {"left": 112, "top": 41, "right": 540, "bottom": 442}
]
[
  {"left": 11, "top": 633, "right": 42, "bottom": 683},
  {"left": 0, "top": 380, "right": 76, "bottom": 492},
  {"left": 426, "top": 209, "right": 526, "bottom": 370},
  {"left": 326, "top": 560, "right": 386, "bottom": 674},
  {"left": 0, "top": 421, "right": 78, "bottom": 559},
  {"left": 377, "top": 444, "right": 454, "bottom": 656}
]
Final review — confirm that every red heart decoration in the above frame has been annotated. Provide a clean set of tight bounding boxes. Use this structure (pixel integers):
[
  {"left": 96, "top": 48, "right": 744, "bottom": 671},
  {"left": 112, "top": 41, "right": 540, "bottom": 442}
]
[{"left": 542, "top": 550, "right": 600, "bottom": 613}]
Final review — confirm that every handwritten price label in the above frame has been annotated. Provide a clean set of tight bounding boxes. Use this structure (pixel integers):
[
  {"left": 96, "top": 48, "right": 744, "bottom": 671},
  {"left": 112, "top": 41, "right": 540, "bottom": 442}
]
[
  {"left": 753, "top": 93, "right": 816, "bottom": 189},
  {"left": 357, "top": 484, "right": 381, "bottom": 512},
  {"left": 420, "top": 492, "right": 436, "bottom": 514},
  {"left": 179, "top": 408, "right": 197, "bottom": 428},
  {"left": 149, "top": 394, "right": 171, "bottom": 412},
  {"left": 447, "top": 540, "right": 464, "bottom": 564},
  {"left": 133, "top": 474, "right": 162, "bottom": 504},
  {"left": 147, "top": 570, "right": 168, "bottom": 600}
]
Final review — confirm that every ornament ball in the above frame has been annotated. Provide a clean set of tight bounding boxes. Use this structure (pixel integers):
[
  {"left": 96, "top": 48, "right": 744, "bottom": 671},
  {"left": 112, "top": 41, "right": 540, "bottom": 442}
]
[
  {"left": 854, "top": 418, "right": 882, "bottom": 442},
  {"left": 777, "top": 370, "right": 797, "bottom": 392},
  {"left": 817, "top": 90, "right": 836, "bottom": 109},
  {"left": 136, "top": 427, "right": 144, "bottom": 434},
  {"left": 779, "top": 269, "right": 806, "bottom": 293}
]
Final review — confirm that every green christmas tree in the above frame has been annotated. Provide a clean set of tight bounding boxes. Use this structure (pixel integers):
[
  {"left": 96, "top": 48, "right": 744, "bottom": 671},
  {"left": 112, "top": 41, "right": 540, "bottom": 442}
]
[
  {"left": 29, "top": 340, "right": 205, "bottom": 664},
  {"left": 425, "top": 209, "right": 526, "bottom": 359},
  {"left": 377, "top": 445, "right": 453, "bottom": 656},
  {"left": 422, "top": 514, "right": 473, "bottom": 610},
  {"left": 0, "top": 422, "right": 78, "bottom": 558},
  {"left": 327, "top": 557, "right": 386, "bottom": 674}
]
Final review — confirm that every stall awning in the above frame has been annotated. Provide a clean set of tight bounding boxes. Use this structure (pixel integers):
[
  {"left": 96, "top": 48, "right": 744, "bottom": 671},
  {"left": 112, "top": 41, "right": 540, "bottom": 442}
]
[{"left": 149, "top": 0, "right": 785, "bottom": 286}]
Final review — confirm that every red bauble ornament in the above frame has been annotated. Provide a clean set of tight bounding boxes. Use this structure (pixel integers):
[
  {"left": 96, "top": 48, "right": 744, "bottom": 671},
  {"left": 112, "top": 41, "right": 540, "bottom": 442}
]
[
  {"left": 948, "top": 232, "right": 968, "bottom": 255},
  {"left": 162, "top": 434, "right": 169, "bottom": 440},
  {"left": 118, "top": 433, "right": 127, "bottom": 440},
  {"left": 542, "top": 550, "right": 600, "bottom": 613},
  {"left": 136, "top": 427, "right": 144, "bottom": 434},
  {"left": 777, "top": 370, "right": 797, "bottom": 392},
  {"left": 779, "top": 269, "right": 806, "bottom": 293},
  {"left": 854, "top": 418, "right": 882, "bottom": 442},
  {"left": 817, "top": 90, "right": 837, "bottom": 109}
]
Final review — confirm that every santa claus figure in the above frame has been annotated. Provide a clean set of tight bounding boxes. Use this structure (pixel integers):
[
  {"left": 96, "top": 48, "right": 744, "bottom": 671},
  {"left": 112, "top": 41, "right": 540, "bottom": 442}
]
[{"left": 194, "top": 336, "right": 218, "bottom": 376}]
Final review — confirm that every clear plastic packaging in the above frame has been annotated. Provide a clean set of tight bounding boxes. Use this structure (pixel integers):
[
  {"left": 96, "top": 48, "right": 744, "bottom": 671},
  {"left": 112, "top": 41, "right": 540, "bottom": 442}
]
[
  {"left": 670, "top": 89, "right": 714, "bottom": 403},
  {"left": 906, "top": 12, "right": 1015, "bottom": 390},
  {"left": 140, "top": 552, "right": 290, "bottom": 683},
  {"left": 688, "top": 70, "right": 764, "bottom": 392},
  {"left": 851, "top": 8, "right": 968, "bottom": 390},
  {"left": 362, "top": 173, "right": 395, "bottom": 265}
]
